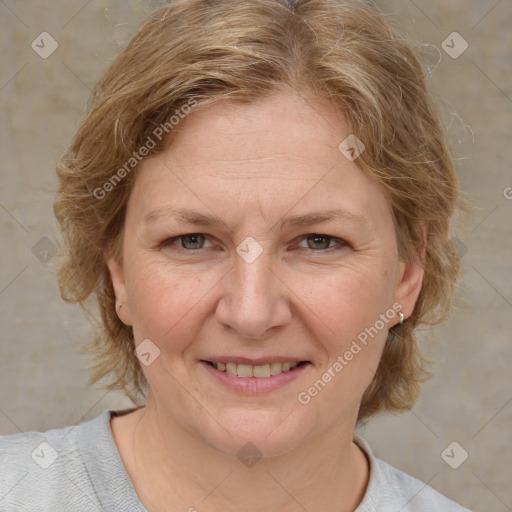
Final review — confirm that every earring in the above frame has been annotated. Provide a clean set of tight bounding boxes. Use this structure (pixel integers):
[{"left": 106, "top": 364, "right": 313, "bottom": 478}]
[
  {"left": 117, "top": 303, "right": 122, "bottom": 310},
  {"left": 398, "top": 311, "right": 404, "bottom": 325}
]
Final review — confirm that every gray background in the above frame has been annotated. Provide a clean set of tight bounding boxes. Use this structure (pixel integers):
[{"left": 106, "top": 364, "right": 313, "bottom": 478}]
[{"left": 1, "top": 1, "right": 511, "bottom": 510}]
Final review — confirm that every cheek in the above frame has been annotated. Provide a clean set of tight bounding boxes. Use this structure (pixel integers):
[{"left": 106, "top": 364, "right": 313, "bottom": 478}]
[
  {"left": 297, "top": 262, "right": 393, "bottom": 383},
  {"left": 299, "top": 261, "right": 393, "bottom": 337},
  {"left": 297, "top": 272, "right": 392, "bottom": 411},
  {"left": 125, "top": 256, "right": 210, "bottom": 344}
]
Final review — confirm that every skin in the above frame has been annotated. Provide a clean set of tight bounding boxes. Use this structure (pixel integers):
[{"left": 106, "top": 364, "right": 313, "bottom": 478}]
[{"left": 107, "top": 87, "right": 424, "bottom": 512}]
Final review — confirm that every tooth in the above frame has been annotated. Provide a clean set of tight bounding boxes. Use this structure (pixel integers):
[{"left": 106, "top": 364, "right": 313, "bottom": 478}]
[
  {"left": 253, "top": 364, "right": 271, "bottom": 378},
  {"left": 226, "top": 363, "right": 237, "bottom": 376},
  {"left": 216, "top": 361, "right": 301, "bottom": 377},
  {"left": 270, "top": 362, "right": 283, "bottom": 375},
  {"left": 236, "top": 364, "right": 253, "bottom": 378}
]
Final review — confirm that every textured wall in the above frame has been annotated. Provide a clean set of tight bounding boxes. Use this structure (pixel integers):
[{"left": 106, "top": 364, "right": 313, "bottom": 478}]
[{"left": 0, "top": 1, "right": 511, "bottom": 511}]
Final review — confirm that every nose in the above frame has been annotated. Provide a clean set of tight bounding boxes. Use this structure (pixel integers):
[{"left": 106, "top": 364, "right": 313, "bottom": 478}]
[{"left": 214, "top": 251, "right": 292, "bottom": 340}]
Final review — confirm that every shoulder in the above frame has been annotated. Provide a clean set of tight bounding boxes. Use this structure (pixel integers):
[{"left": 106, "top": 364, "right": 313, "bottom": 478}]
[
  {"left": 354, "top": 436, "right": 472, "bottom": 512},
  {"left": 0, "top": 411, "right": 111, "bottom": 511}
]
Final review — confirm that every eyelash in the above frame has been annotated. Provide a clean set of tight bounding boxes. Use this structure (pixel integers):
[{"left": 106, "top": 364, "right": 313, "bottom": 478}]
[{"left": 162, "top": 233, "right": 347, "bottom": 253}]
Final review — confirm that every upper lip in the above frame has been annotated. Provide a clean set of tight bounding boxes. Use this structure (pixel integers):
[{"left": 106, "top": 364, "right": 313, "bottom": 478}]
[{"left": 202, "top": 356, "right": 309, "bottom": 366}]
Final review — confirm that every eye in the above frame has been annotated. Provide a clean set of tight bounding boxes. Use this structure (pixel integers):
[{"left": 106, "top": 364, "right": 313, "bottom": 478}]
[
  {"left": 297, "top": 234, "right": 346, "bottom": 251},
  {"left": 161, "top": 233, "right": 346, "bottom": 253},
  {"left": 164, "top": 233, "right": 213, "bottom": 250}
]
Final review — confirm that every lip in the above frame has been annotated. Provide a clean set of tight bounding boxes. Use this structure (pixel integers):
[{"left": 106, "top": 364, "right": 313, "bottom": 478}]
[
  {"left": 202, "top": 356, "right": 309, "bottom": 366},
  {"left": 199, "top": 360, "right": 312, "bottom": 393}
]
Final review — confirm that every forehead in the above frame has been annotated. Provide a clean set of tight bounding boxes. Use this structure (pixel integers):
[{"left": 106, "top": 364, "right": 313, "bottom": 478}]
[
  {"left": 128, "top": 89, "right": 391, "bottom": 232},
  {"left": 169, "top": 90, "right": 348, "bottom": 166}
]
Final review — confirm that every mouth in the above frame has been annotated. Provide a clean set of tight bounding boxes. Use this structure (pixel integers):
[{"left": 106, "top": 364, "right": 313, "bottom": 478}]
[
  {"left": 201, "top": 360, "right": 308, "bottom": 378},
  {"left": 199, "top": 359, "right": 312, "bottom": 394}
]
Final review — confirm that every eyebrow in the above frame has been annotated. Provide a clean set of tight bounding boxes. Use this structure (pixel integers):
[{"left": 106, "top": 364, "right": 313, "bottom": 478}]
[{"left": 143, "top": 207, "right": 368, "bottom": 231}]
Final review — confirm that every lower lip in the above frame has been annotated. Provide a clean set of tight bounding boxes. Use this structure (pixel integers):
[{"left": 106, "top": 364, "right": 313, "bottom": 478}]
[{"left": 199, "top": 361, "right": 311, "bottom": 393}]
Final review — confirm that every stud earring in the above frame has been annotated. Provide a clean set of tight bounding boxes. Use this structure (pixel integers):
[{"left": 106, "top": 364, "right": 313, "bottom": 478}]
[
  {"left": 398, "top": 311, "right": 404, "bottom": 325},
  {"left": 117, "top": 303, "right": 122, "bottom": 310}
]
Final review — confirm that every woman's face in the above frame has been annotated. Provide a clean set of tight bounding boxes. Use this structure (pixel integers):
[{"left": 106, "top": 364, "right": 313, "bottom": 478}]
[{"left": 108, "top": 89, "right": 423, "bottom": 456}]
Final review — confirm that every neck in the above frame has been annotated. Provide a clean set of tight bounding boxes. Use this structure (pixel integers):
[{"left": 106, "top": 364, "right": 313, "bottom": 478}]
[{"left": 112, "top": 401, "right": 369, "bottom": 512}]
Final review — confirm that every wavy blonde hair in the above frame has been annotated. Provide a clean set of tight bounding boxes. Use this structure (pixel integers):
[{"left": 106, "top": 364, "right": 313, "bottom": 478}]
[{"left": 54, "top": 0, "right": 469, "bottom": 422}]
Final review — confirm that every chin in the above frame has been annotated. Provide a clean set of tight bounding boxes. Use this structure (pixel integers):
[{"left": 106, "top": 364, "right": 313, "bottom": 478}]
[{"left": 197, "top": 407, "right": 310, "bottom": 459}]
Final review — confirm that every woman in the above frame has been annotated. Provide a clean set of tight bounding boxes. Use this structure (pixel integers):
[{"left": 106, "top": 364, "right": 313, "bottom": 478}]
[{"left": 0, "top": 0, "right": 471, "bottom": 510}]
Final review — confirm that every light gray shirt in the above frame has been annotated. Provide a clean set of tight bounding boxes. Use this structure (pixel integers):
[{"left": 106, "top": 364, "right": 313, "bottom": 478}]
[{"left": 0, "top": 409, "right": 470, "bottom": 511}]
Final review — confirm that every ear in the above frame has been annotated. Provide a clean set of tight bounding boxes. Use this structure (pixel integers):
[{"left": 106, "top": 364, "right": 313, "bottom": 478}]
[
  {"left": 393, "top": 258, "right": 424, "bottom": 322},
  {"left": 392, "top": 225, "right": 427, "bottom": 322},
  {"left": 106, "top": 254, "right": 133, "bottom": 326}
]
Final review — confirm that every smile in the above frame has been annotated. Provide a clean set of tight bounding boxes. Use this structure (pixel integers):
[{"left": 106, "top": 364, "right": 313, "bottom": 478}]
[
  {"left": 200, "top": 360, "right": 311, "bottom": 393},
  {"left": 206, "top": 361, "right": 304, "bottom": 378}
]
